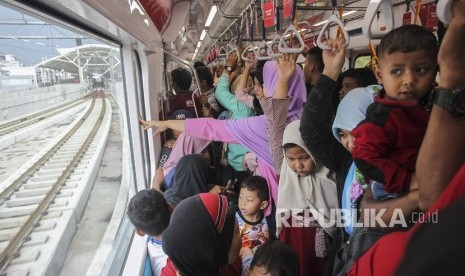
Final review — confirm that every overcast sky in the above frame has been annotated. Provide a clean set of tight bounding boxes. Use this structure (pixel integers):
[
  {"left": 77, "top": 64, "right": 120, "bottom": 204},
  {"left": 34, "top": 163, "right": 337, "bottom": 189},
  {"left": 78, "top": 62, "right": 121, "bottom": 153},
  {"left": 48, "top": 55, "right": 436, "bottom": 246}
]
[{"left": 0, "top": 5, "right": 100, "bottom": 66}]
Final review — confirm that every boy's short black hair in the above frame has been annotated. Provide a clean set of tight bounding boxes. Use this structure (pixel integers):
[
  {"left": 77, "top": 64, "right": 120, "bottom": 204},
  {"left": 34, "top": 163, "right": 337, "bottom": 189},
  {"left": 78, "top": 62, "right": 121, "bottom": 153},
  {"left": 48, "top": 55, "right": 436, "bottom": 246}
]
[
  {"left": 195, "top": 66, "right": 214, "bottom": 88},
  {"left": 240, "top": 176, "right": 269, "bottom": 202},
  {"left": 171, "top": 68, "right": 192, "bottom": 91},
  {"left": 250, "top": 241, "right": 300, "bottom": 276},
  {"left": 127, "top": 189, "right": 171, "bottom": 237},
  {"left": 378, "top": 25, "right": 438, "bottom": 60}
]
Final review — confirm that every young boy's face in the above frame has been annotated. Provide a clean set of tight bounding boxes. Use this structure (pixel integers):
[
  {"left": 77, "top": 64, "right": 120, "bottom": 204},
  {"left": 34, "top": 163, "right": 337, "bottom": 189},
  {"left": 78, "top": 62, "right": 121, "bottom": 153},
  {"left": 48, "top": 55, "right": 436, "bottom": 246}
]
[
  {"left": 238, "top": 188, "right": 267, "bottom": 217},
  {"left": 376, "top": 50, "right": 437, "bottom": 101}
]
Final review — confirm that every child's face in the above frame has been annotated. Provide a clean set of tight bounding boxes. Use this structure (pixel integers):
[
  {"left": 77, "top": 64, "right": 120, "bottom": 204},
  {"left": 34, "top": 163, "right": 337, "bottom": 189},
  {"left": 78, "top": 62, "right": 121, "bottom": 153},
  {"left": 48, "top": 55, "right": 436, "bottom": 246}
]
[
  {"left": 238, "top": 188, "right": 267, "bottom": 217},
  {"left": 339, "top": 76, "right": 359, "bottom": 99},
  {"left": 376, "top": 50, "right": 437, "bottom": 101},
  {"left": 339, "top": 129, "right": 355, "bottom": 153},
  {"left": 284, "top": 145, "right": 315, "bottom": 177}
]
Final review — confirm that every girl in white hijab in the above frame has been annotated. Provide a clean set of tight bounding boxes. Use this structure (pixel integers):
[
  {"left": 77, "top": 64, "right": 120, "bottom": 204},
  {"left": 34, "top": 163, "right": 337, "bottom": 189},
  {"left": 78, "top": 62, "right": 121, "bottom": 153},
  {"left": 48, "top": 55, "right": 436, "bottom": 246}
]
[
  {"left": 259, "top": 53, "right": 338, "bottom": 276},
  {"left": 276, "top": 120, "right": 338, "bottom": 276}
]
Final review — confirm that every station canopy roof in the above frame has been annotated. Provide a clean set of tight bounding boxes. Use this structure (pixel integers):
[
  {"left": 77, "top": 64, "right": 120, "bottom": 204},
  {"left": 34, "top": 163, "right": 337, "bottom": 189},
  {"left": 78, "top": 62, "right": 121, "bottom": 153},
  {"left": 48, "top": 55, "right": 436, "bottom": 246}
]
[{"left": 34, "top": 44, "right": 120, "bottom": 77}]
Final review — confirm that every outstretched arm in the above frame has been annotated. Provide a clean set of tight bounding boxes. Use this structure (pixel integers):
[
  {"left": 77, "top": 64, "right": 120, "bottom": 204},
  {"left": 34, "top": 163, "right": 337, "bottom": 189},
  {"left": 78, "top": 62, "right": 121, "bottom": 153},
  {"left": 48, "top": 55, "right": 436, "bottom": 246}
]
[
  {"left": 139, "top": 116, "right": 184, "bottom": 135},
  {"left": 139, "top": 116, "right": 237, "bottom": 144}
]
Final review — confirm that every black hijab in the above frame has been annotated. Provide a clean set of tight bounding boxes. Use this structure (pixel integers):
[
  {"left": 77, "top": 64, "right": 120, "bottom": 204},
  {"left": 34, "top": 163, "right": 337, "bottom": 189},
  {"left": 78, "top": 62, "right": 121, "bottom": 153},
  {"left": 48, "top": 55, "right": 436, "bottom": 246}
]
[
  {"left": 164, "top": 154, "right": 210, "bottom": 207},
  {"left": 162, "top": 193, "right": 236, "bottom": 276}
]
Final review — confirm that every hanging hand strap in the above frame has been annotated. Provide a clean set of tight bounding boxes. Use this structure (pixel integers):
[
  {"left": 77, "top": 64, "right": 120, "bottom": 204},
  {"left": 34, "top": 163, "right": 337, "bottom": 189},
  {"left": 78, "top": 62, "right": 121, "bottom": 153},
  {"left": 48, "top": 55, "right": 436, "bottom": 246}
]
[
  {"left": 362, "top": 0, "right": 394, "bottom": 39},
  {"left": 317, "top": 14, "right": 350, "bottom": 49},
  {"left": 278, "top": 0, "right": 305, "bottom": 53}
]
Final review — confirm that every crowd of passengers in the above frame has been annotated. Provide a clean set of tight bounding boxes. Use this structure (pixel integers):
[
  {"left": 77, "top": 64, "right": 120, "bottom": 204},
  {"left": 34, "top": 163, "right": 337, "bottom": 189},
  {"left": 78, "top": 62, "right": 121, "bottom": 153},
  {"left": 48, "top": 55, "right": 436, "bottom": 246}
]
[{"left": 129, "top": 2, "right": 465, "bottom": 275}]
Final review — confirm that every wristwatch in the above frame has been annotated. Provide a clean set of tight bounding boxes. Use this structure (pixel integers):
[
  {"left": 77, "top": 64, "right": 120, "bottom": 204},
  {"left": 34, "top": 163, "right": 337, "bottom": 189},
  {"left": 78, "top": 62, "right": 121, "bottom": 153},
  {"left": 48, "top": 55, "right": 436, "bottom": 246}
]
[
  {"left": 225, "top": 65, "right": 234, "bottom": 73},
  {"left": 432, "top": 87, "right": 465, "bottom": 117}
]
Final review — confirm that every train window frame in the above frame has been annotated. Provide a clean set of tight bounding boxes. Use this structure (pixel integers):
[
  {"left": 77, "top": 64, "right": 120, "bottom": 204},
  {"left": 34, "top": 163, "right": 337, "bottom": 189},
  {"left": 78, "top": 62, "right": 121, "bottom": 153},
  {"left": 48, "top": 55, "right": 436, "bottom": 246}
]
[{"left": 133, "top": 50, "right": 151, "bottom": 189}]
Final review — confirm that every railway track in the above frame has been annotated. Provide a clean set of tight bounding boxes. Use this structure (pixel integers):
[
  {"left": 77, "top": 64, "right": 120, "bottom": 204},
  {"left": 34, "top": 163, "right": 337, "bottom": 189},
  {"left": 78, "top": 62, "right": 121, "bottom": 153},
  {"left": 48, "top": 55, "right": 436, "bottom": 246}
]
[
  {"left": 0, "top": 94, "right": 92, "bottom": 137},
  {"left": 0, "top": 92, "right": 112, "bottom": 275}
]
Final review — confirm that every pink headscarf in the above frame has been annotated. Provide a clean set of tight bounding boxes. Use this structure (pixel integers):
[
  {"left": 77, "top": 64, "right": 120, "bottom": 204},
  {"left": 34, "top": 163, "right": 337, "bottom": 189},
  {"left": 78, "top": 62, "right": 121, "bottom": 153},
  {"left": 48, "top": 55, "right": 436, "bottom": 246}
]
[{"left": 163, "top": 132, "right": 210, "bottom": 176}]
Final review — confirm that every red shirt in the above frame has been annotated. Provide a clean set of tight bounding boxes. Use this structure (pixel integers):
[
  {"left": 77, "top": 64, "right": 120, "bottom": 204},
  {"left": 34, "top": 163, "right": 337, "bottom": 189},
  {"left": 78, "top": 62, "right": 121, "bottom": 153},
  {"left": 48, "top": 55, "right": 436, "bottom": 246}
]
[{"left": 352, "top": 90, "right": 430, "bottom": 194}]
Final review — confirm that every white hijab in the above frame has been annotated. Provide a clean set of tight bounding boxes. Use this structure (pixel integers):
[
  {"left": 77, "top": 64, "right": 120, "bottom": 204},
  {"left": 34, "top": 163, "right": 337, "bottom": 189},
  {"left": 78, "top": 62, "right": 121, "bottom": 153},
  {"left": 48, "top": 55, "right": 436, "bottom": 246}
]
[{"left": 276, "top": 120, "right": 339, "bottom": 237}]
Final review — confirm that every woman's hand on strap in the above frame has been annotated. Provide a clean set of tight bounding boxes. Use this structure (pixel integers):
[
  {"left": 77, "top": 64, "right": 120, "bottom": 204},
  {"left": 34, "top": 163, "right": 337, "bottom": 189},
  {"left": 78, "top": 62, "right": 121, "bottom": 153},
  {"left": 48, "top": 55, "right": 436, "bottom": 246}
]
[{"left": 276, "top": 53, "right": 296, "bottom": 83}]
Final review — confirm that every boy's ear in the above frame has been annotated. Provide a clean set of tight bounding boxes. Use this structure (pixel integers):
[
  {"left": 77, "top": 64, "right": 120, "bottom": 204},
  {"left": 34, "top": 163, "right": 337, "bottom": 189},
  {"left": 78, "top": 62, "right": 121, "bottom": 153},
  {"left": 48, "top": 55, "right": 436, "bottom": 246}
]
[
  {"left": 135, "top": 228, "right": 145, "bottom": 237},
  {"left": 260, "top": 200, "right": 269, "bottom": 210},
  {"left": 373, "top": 65, "right": 383, "bottom": 84}
]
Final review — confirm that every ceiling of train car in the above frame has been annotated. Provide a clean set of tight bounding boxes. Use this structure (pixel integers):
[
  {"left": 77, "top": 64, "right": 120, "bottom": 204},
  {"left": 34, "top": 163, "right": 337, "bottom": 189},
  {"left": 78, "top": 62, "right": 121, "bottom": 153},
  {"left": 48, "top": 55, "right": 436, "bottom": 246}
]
[{"left": 159, "top": 0, "right": 371, "bottom": 62}]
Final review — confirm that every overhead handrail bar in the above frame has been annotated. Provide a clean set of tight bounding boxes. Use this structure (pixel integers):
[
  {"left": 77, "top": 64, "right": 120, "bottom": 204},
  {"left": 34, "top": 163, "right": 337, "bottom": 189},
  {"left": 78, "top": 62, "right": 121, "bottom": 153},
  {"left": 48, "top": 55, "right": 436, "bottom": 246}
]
[
  {"left": 362, "top": 0, "right": 394, "bottom": 39},
  {"left": 317, "top": 14, "right": 350, "bottom": 49},
  {"left": 216, "top": 1, "right": 241, "bottom": 19}
]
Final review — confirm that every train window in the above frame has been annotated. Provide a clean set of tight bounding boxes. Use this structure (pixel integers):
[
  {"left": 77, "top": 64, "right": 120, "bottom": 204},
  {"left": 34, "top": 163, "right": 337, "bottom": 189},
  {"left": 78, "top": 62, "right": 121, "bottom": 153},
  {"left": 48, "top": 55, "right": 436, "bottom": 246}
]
[
  {"left": 354, "top": 54, "right": 372, "bottom": 68},
  {"left": 0, "top": 3, "right": 133, "bottom": 275}
]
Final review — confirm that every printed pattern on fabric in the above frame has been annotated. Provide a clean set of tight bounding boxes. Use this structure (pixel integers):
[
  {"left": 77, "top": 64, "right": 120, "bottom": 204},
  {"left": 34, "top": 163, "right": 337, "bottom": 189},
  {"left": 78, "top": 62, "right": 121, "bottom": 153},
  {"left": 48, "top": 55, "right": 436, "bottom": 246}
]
[{"left": 235, "top": 212, "right": 269, "bottom": 252}]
